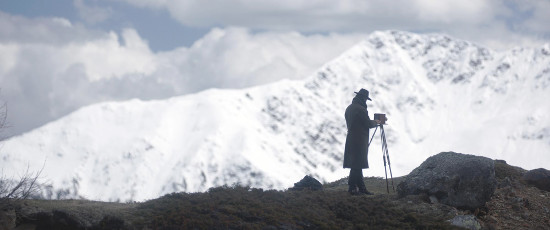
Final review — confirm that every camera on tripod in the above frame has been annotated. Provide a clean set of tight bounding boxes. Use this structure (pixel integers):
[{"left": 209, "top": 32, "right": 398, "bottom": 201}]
[
  {"left": 374, "top": 113, "right": 387, "bottom": 125},
  {"left": 368, "top": 113, "right": 394, "bottom": 193}
]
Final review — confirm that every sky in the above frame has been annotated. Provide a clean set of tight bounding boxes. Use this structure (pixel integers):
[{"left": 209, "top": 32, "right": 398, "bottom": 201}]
[{"left": 0, "top": 0, "right": 549, "bottom": 137}]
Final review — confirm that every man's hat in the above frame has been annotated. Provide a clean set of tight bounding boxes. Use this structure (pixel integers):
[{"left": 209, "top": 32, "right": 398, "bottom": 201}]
[{"left": 354, "top": 88, "right": 372, "bottom": 101}]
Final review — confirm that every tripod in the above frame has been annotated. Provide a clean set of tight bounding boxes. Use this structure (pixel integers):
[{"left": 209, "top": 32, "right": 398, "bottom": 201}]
[{"left": 368, "top": 124, "right": 395, "bottom": 193}]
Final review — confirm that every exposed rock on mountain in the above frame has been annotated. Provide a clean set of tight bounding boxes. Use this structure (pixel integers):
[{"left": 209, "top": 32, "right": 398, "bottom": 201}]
[
  {"left": 289, "top": 175, "right": 323, "bottom": 191},
  {"left": 523, "top": 168, "right": 550, "bottom": 192},
  {"left": 397, "top": 152, "right": 496, "bottom": 210}
]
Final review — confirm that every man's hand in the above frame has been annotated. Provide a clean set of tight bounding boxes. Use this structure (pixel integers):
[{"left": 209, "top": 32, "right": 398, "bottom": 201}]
[{"left": 374, "top": 116, "right": 388, "bottom": 125}]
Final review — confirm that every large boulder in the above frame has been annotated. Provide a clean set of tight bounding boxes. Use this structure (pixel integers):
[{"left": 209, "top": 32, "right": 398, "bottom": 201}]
[
  {"left": 397, "top": 152, "right": 496, "bottom": 210},
  {"left": 523, "top": 168, "right": 550, "bottom": 192}
]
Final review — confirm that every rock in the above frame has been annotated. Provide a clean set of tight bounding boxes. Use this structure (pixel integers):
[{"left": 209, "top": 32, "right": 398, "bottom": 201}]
[
  {"left": 290, "top": 175, "right": 323, "bottom": 191},
  {"left": 397, "top": 152, "right": 496, "bottom": 210},
  {"left": 498, "top": 177, "right": 513, "bottom": 188},
  {"left": 449, "top": 215, "right": 481, "bottom": 230},
  {"left": 523, "top": 168, "right": 550, "bottom": 192}
]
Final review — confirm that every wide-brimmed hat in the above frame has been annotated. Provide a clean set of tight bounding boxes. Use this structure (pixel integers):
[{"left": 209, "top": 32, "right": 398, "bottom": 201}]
[{"left": 354, "top": 88, "right": 372, "bottom": 101}]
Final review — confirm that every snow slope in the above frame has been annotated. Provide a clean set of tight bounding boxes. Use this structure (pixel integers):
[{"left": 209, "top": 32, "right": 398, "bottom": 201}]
[{"left": 1, "top": 31, "right": 549, "bottom": 201}]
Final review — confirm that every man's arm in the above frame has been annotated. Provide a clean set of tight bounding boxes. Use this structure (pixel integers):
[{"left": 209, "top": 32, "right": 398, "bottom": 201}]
[{"left": 359, "top": 110, "right": 380, "bottom": 129}]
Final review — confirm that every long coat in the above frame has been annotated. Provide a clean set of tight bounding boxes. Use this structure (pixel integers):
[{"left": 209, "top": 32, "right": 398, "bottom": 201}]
[{"left": 343, "top": 100, "right": 378, "bottom": 169}]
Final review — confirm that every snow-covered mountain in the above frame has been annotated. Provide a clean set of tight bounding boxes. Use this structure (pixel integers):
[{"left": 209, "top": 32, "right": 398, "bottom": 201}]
[{"left": 1, "top": 31, "right": 549, "bottom": 202}]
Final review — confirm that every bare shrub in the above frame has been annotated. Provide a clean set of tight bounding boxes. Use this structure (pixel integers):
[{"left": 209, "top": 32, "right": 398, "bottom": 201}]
[
  {"left": 0, "top": 167, "right": 43, "bottom": 209},
  {"left": 0, "top": 101, "right": 43, "bottom": 209}
]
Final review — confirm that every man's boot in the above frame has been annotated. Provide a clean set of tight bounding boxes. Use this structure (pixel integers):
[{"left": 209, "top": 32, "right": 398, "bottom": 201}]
[
  {"left": 358, "top": 185, "right": 374, "bottom": 195},
  {"left": 348, "top": 186, "right": 358, "bottom": 195}
]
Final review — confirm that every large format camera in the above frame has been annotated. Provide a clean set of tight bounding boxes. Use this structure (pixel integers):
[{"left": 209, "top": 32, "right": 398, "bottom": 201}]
[{"left": 374, "top": 113, "right": 387, "bottom": 125}]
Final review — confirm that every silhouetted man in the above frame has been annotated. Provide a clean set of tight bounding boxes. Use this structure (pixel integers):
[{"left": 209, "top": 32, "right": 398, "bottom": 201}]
[{"left": 344, "top": 88, "right": 381, "bottom": 195}]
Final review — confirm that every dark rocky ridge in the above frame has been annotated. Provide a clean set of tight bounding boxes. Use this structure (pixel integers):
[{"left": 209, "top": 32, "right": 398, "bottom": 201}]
[
  {"left": 523, "top": 168, "right": 550, "bottom": 192},
  {"left": 1, "top": 153, "right": 549, "bottom": 229}
]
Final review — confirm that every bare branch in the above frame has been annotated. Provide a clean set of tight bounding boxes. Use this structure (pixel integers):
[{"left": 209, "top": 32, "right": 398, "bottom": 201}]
[
  {"left": 0, "top": 101, "right": 44, "bottom": 207},
  {"left": 0, "top": 165, "right": 44, "bottom": 209},
  {"left": 0, "top": 171, "right": 43, "bottom": 230}
]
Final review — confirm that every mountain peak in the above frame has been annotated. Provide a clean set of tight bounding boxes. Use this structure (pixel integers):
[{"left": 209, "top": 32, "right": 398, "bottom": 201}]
[{"left": 1, "top": 30, "right": 549, "bottom": 201}]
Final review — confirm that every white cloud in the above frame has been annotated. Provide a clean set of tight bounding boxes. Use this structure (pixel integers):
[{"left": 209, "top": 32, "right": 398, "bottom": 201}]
[
  {"left": 52, "top": 17, "right": 73, "bottom": 27},
  {"left": 113, "top": 0, "right": 550, "bottom": 50},
  {"left": 168, "top": 27, "right": 366, "bottom": 88},
  {"left": 0, "top": 11, "right": 105, "bottom": 45},
  {"left": 0, "top": 12, "right": 365, "bottom": 136},
  {"left": 74, "top": 0, "right": 113, "bottom": 24},
  {"left": 112, "top": 0, "right": 168, "bottom": 10},
  {"left": 412, "top": 0, "right": 492, "bottom": 24},
  {"left": 63, "top": 29, "right": 157, "bottom": 81},
  {"left": 523, "top": 0, "right": 550, "bottom": 34},
  {"left": 0, "top": 43, "right": 18, "bottom": 76}
]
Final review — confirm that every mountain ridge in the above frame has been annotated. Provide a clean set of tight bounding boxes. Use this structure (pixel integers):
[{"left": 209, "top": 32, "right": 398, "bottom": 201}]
[{"left": 1, "top": 30, "right": 549, "bottom": 201}]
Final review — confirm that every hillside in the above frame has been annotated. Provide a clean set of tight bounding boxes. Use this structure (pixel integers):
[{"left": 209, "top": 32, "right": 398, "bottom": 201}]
[
  {"left": 1, "top": 30, "right": 549, "bottom": 201},
  {"left": 3, "top": 160, "right": 549, "bottom": 229}
]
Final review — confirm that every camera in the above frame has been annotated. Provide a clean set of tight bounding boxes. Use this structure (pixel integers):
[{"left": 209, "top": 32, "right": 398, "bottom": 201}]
[{"left": 374, "top": 113, "right": 387, "bottom": 125}]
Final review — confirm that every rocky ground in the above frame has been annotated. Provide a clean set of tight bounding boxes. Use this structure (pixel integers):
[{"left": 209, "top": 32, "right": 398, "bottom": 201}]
[
  {"left": 1, "top": 160, "right": 549, "bottom": 229},
  {"left": 480, "top": 161, "right": 550, "bottom": 229}
]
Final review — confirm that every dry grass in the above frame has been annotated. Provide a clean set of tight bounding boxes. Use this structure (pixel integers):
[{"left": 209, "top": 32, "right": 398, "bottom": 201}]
[
  {"left": 10, "top": 176, "right": 461, "bottom": 229},
  {"left": 12, "top": 161, "right": 538, "bottom": 229},
  {"left": 131, "top": 184, "right": 460, "bottom": 229}
]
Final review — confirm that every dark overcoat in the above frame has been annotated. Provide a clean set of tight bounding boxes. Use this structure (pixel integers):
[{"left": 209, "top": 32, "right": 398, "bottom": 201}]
[{"left": 343, "top": 99, "right": 377, "bottom": 169}]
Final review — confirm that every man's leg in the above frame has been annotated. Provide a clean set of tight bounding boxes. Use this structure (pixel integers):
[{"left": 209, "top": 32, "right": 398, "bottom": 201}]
[
  {"left": 357, "top": 169, "right": 373, "bottom": 195},
  {"left": 348, "top": 169, "right": 358, "bottom": 194}
]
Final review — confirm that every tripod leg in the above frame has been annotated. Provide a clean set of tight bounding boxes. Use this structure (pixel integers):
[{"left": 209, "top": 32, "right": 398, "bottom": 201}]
[
  {"left": 381, "top": 125, "right": 395, "bottom": 192},
  {"left": 383, "top": 156, "right": 389, "bottom": 193},
  {"left": 381, "top": 125, "right": 389, "bottom": 193},
  {"left": 387, "top": 155, "right": 395, "bottom": 192},
  {"left": 368, "top": 126, "right": 378, "bottom": 146}
]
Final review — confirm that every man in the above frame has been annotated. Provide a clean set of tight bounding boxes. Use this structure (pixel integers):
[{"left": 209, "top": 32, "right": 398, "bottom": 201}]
[{"left": 343, "top": 88, "right": 382, "bottom": 195}]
